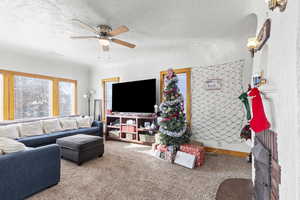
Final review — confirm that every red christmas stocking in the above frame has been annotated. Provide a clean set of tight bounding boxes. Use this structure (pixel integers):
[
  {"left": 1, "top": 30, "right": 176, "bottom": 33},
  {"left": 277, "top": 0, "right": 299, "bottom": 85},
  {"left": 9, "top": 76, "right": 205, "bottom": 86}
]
[{"left": 249, "top": 88, "right": 270, "bottom": 133}]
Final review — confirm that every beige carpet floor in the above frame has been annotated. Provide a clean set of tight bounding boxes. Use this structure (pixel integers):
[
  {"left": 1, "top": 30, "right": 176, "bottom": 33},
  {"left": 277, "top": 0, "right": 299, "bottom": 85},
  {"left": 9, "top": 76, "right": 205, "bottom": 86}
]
[{"left": 28, "top": 141, "right": 251, "bottom": 200}]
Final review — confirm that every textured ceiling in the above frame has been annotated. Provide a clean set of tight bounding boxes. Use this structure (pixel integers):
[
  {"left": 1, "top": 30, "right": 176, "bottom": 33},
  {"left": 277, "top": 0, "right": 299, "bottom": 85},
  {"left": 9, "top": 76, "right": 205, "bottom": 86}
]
[{"left": 0, "top": 0, "right": 253, "bottom": 67}]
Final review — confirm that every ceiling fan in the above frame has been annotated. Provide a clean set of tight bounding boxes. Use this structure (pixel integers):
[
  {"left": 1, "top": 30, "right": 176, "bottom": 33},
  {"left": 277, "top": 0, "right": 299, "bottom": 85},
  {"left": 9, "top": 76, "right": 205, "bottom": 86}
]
[{"left": 70, "top": 19, "right": 136, "bottom": 51}]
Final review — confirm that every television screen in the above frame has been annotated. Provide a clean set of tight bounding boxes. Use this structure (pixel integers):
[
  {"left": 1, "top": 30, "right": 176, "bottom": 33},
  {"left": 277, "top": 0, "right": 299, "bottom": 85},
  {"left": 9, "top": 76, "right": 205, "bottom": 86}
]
[{"left": 112, "top": 79, "right": 156, "bottom": 113}]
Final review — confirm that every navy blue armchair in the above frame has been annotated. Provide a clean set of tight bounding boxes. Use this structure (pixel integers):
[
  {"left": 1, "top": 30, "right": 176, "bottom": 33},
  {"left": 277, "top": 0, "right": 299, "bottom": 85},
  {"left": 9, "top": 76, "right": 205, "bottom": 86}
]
[{"left": 0, "top": 144, "right": 61, "bottom": 200}]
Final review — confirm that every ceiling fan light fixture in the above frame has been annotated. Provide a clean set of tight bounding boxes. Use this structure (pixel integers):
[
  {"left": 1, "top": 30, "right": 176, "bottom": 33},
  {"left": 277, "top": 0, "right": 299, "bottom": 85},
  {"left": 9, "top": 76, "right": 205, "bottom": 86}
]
[
  {"left": 99, "top": 39, "right": 110, "bottom": 46},
  {"left": 266, "top": 0, "right": 287, "bottom": 11},
  {"left": 71, "top": 19, "right": 136, "bottom": 51}
]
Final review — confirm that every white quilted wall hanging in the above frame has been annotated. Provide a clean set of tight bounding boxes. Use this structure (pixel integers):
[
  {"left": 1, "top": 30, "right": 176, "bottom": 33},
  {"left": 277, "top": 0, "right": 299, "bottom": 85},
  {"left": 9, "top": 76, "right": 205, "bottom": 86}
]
[{"left": 191, "top": 60, "right": 245, "bottom": 144}]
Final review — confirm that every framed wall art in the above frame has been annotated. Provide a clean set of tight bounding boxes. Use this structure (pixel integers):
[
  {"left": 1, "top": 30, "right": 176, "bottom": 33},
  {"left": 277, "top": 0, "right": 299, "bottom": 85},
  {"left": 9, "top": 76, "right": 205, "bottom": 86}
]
[
  {"left": 205, "top": 79, "right": 222, "bottom": 90},
  {"left": 256, "top": 19, "right": 271, "bottom": 51}
]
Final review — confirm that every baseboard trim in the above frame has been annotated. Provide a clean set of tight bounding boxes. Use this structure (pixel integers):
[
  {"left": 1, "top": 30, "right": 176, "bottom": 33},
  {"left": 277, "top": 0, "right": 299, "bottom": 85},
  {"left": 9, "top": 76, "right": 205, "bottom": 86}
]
[{"left": 204, "top": 146, "right": 249, "bottom": 158}]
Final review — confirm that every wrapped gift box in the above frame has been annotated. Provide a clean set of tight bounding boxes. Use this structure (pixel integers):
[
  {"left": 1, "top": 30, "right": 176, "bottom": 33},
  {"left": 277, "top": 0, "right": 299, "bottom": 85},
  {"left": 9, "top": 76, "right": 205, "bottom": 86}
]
[
  {"left": 180, "top": 144, "right": 205, "bottom": 167},
  {"left": 157, "top": 144, "right": 168, "bottom": 152},
  {"left": 165, "top": 150, "right": 176, "bottom": 163},
  {"left": 154, "top": 144, "right": 176, "bottom": 162},
  {"left": 174, "top": 151, "right": 196, "bottom": 169}
]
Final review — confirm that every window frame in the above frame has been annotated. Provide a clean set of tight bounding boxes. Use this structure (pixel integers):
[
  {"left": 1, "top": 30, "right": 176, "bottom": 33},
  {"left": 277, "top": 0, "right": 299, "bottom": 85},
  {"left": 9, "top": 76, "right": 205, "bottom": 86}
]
[
  {"left": 101, "top": 77, "right": 120, "bottom": 121},
  {"left": 0, "top": 69, "right": 78, "bottom": 120},
  {"left": 160, "top": 68, "right": 191, "bottom": 123},
  {"left": 0, "top": 72, "right": 5, "bottom": 121}
]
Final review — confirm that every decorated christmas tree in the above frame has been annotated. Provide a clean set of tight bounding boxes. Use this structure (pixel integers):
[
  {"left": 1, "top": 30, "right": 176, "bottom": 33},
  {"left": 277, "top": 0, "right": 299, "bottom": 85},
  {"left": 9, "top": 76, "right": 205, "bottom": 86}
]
[{"left": 158, "top": 69, "right": 191, "bottom": 147}]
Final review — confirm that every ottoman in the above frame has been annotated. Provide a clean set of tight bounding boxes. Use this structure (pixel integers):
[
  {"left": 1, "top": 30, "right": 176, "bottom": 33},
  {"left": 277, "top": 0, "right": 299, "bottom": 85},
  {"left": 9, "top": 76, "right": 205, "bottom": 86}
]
[{"left": 56, "top": 134, "right": 104, "bottom": 165}]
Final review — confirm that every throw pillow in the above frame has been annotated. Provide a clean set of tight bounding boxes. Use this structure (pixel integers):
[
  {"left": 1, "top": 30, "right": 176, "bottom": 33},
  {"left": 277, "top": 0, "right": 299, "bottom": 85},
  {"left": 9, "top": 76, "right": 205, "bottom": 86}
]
[
  {"left": 76, "top": 117, "right": 91, "bottom": 128},
  {"left": 85, "top": 116, "right": 94, "bottom": 125},
  {"left": 19, "top": 121, "right": 44, "bottom": 137},
  {"left": 43, "top": 119, "right": 63, "bottom": 134},
  {"left": 0, "top": 124, "right": 20, "bottom": 139},
  {"left": 0, "top": 137, "right": 27, "bottom": 154},
  {"left": 60, "top": 119, "right": 78, "bottom": 131}
]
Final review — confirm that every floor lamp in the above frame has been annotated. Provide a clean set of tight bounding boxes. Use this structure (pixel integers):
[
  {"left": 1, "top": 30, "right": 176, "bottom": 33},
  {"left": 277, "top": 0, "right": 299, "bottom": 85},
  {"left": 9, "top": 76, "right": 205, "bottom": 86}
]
[{"left": 83, "top": 90, "right": 95, "bottom": 116}]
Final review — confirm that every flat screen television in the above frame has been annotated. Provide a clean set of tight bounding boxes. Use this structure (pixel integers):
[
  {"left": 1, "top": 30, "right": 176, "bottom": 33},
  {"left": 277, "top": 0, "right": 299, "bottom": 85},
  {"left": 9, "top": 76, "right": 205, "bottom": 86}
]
[{"left": 112, "top": 79, "right": 156, "bottom": 113}]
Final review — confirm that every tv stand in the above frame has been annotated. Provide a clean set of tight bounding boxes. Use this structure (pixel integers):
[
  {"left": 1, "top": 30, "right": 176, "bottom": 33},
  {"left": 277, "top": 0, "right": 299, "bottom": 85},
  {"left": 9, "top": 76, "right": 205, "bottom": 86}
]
[{"left": 105, "top": 113, "right": 157, "bottom": 146}]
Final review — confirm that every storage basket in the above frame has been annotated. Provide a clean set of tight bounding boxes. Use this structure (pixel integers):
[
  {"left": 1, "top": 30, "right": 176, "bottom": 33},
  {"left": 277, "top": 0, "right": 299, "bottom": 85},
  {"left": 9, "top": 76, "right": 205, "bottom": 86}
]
[
  {"left": 126, "top": 133, "right": 135, "bottom": 140},
  {"left": 109, "top": 131, "right": 120, "bottom": 138},
  {"left": 139, "top": 134, "right": 155, "bottom": 143},
  {"left": 122, "top": 125, "right": 136, "bottom": 132}
]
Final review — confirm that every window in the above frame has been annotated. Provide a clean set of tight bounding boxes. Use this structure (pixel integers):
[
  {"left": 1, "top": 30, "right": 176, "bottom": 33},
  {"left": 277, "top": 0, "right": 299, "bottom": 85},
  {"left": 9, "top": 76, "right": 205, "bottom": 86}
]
[
  {"left": 177, "top": 73, "right": 188, "bottom": 114},
  {"left": 14, "top": 76, "right": 52, "bottom": 119},
  {"left": 101, "top": 77, "right": 120, "bottom": 120},
  {"left": 0, "top": 69, "right": 78, "bottom": 120},
  {"left": 160, "top": 68, "right": 191, "bottom": 123},
  {"left": 106, "top": 82, "right": 114, "bottom": 110},
  {"left": 59, "top": 81, "right": 76, "bottom": 116}
]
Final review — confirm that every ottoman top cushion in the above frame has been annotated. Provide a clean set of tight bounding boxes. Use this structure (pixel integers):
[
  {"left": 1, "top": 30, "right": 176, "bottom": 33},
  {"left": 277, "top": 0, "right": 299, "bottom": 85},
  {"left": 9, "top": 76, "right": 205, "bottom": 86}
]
[{"left": 56, "top": 134, "right": 103, "bottom": 151}]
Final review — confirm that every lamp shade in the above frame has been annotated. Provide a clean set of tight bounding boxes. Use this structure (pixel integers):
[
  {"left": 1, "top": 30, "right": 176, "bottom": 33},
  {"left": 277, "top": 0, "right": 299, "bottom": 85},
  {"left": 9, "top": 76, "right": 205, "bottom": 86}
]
[
  {"left": 247, "top": 37, "right": 259, "bottom": 50},
  {"left": 99, "top": 39, "right": 110, "bottom": 46}
]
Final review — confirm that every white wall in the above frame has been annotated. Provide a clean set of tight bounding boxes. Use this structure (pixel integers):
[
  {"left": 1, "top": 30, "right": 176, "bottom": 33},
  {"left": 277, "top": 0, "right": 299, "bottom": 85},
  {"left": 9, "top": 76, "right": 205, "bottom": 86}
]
[
  {"left": 296, "top": 2, "right": 300, "bottom": 199},
  {"left": 250, "top": 1, "right": 299, "bottom": 199},
  {"left": 0, "top": 43, "right": 91, "bottom": 116},
  {"left": 191, "top": 60, "right": 250, "bottom": 153},
  {"left": 89, "top": 35, "right": 255, "bottom": 152}
]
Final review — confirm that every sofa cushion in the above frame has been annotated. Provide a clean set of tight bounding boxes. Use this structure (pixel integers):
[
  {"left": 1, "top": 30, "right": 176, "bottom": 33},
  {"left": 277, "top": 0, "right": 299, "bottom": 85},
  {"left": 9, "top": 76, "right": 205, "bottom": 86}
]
[
  {"left": 60, "top": 119, "right": 78, "bottom": 131},
  {"left": 43, "top": 119, "right": 62, "bottom": 134},
  {"left": 76, "top": 117, "right": 92, "bottom": 128},
  {"left": 70, "top": 126, "right": 99, "bottom": 135},
  {"left": 18, "top": 134, "right": 55, "bottom": 147},
  {"left": 0, "top": 137, "right": 27, "bottom": 154},
  {"left": 54, "top": 127, "right": 99, "bottom": 137},
  {"left": 18, "top": 131, "right": 74, "bottom": 147},
  {"left": 19, "top": 121, "right": 44, "bottom": 137},
  {"left": 0, "top": 124, "right": 20, "bottom": 139},
  {"left": 85, "top": 116, "right": 94, "bottom": 125},
  {"left": 16, "top": 118, "right": 100, "bottom": 148},
  {"left": 17, "top": 127, "right": 99, "bottom": 147}
]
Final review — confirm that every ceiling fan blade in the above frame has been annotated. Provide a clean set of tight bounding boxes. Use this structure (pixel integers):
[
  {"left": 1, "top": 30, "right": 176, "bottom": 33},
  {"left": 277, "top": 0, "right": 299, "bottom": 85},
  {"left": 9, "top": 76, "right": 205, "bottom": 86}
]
[
  {"left": 70, "top": 36, "right": 98, "bottom": 39},
  {"left": 111, "top": 38, "right": 136, "bottom": 48},
  {"left": 72, "top": 19, "right": 99, "bottom": 34},
  {"left": 109, "top": 25, "right": 129, "bottom": 36},
  {"left": 102, "top": 45, "right": 110, "bottom": 52}
]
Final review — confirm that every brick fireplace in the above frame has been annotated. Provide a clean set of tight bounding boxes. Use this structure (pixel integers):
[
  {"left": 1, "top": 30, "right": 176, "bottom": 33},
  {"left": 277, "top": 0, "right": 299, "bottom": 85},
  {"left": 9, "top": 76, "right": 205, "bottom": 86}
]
[{"left": 253, "top": 130, "right": 281, "bottom": 200}]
